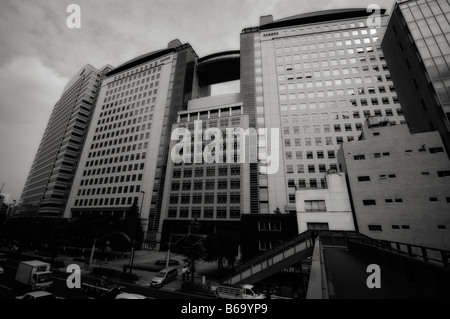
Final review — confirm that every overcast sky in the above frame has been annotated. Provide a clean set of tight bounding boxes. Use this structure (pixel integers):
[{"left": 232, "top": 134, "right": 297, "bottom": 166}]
[{"left": 0, "top": 0, "right": 395, "bottom": 203}]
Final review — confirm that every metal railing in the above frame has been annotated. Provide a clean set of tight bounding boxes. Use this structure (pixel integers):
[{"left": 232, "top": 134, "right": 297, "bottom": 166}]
[
  {"left": 225, "top": 231, "right": 315, "bottom": 284},
  {"left": 348, "top": 237, "right": 450, "bottom": 268}
]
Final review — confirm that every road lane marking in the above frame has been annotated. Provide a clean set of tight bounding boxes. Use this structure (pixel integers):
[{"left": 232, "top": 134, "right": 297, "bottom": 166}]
[{"left": 0, "top": 284, "right": 12, "bottom": 291}]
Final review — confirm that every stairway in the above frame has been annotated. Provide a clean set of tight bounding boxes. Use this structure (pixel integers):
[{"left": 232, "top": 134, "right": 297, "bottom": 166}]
[{"left": 225, "top": 232, "right": 315, "bottom": 285}]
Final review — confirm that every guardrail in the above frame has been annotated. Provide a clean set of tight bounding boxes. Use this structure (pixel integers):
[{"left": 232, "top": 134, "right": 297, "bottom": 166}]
[
  {"left": 348, "top": 237, "right": 450, "bottom": 268},
  {"left": 224, "top": 231, "right": 315, "bottom": 284}
]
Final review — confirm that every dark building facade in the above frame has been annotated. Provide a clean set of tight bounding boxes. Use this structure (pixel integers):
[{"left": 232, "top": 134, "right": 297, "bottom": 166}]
[
  {"left": 18, "top": 65, "right": 112, "bottom": 217},
  {"left": 240, "top": 214, "right": 299, "bottom": 261},
  {"left": 382, "top": 0, "right": 450, "bottom": 157}
]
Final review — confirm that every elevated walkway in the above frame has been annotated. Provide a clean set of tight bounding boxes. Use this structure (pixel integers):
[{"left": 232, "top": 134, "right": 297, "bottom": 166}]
[
  {"left": 225, "top": 230, "right": 450, "bottom": 299},
  {"left": 225, "top": 232, "right": 315, "bottom": 285}
]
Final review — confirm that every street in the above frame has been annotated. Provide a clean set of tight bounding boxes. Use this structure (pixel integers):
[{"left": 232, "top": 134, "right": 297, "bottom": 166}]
[{"left": 0, "top": 257, "right": 212, "bottom": 300}]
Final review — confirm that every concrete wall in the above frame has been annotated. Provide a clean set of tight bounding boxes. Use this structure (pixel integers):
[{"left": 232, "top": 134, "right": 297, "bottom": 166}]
[
  {"left": 339, "top": 123, "right": 450, "bottom": 250},
  {"left": 296, "top": 173, "right": 355, "bottom": 233}
]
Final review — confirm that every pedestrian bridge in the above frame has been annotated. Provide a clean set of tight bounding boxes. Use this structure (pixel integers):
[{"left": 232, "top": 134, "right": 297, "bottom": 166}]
[{"left": 225, "top": 230, "right": 450, "bottom": 299}]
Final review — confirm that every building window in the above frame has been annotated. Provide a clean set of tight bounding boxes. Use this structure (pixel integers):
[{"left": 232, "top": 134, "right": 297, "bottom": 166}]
[
  {"left": 368, "top": 225, "right": 382, "bottom": 231},
  {"left": 180, "top": 208, "right": 189, "bottom": 218},
  {"left": 192, "top": 208, "right": 201, "bottom": 219},
  {"left": 230, "top": 208, "right": 240, "bottom": 219},
  {"left": 429, "top": 197, "right": 438, "bottom": 202},
  {"left": 401, "top": 225, "right": 410, "bottom": 230},
  {"left": 204, "top": 193, "right": 214, "bottom": 204},
  {"left": 192, "top": 194, "right": 202, "bottom": 204},
  {"left": 358, "top": 176, "right": 370, "bottom": 181},
  {"left": 307, "top": 223, "right": 329, "bottom": 231},
  {"left": 217, "top": 208, "right": 227, "bottom": 219},
  {"left": 168, "top": 208, "right": 177, "bottom": 218},
  {"left": 437, "top": 170, "right": 450, "bottom": 177},
  {"left": 182, "top": 182, "right": 191, "bottom": 191},
  {"left": 289, "top": 194, "right": 296, "bottom": 203},
  {"left": 363, "top": 200, "right": 376, "bottom": 206},
  {"left": 392, "top": 225, "right": 400, "bottom": 229},
  {"left": 354, "top": 155, "right": 365, "bottom": 160},
  {"left": 304, "top": 200, "right": 326, "bottom": 212},
  {"left": 430, "top": 147, "right": 444, "bottom": 154},
  {"left": 169, "top": 195, "right": 179, "bottom": 204},
  {"left": 203, "top": 208, "right": 214, "bottom": 218},
  {"left": 438, "top": 225, "right": 447, "bottom": 230},
  {"left": 259, "top": 221, "right": 281, "bottom": 231}
]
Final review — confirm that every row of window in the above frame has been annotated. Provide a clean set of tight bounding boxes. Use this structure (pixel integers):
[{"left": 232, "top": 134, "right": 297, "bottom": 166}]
[
  {"left": 167, "top": 207, "right": 240, "bottom": 219},
  {"left": 286, "top": 163, "right": 336, "bottom": 175},
  {"left": 169, "top": 193, "right": 241, "bottom": 204},
  {"left": 284, "top": 147, "right": 336, "bottom": 160},
  {"left": 276, "top": 53, "right": 385, "bottom": 70},
  {"left": 363, "top": 197, "right": 450, "bottom": 205},
  {"left": 95, "top": 121, "right": 151, "bottom": 135},
  {"left": 357, "top": 174, "right": 397, "bottom": 181},
  {"left": 277, "top": 42, "right": 381, "bottom": 62},
  {"left": 74, "top": 196, "right": 139, "bottom": 207},
  {"left": 86, "top": 153, "right": 146, "bottom": 167},
  {"left": 172, "top": 166, "right": 240, "bottom": 178},
  {"left": 271, "top": 20, "right": 370, "bottom": 41},
  {"left": 76, "top": 183, "right": 142, "bottom": 196},
  {"left": 284, "top": 136, "right": 345, "bottom": 148},
  {"left": 279, "top": 84, "right": 395, "bottom": 103},
  {"left": 280, "top": 103, "right": 401, "bottom": 117},
  {"left": 354, "top": 148, "right": 445, "bottom": 160},
  {"left": 170, "top": 179, "right": 240, "bottom": 191},
  {"left": 106, "top": 76, "right": 160, "bottom": 97},
  {"left": 106, "top": 69, "right": 161, "bottom": 96},
  {"left": 368, "top": 224, "right": 447, "bottom": 231},
  {"left": 280, "top": 80, "right": 395, "bottom": 94}
]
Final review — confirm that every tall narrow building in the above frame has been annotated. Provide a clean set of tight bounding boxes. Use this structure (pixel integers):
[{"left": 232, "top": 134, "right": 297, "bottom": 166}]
[
  {"left": 240, "top": 8, "right": 406, "bottom": 218},
  {"left": 382, "top": 0, "right": 450, "bottom": 157},
  {"left": 18, "top": 64, "right": 111, "bottom": 217},
  {"left": 64, "top": 40, "right": 198, "bottom": 242}
]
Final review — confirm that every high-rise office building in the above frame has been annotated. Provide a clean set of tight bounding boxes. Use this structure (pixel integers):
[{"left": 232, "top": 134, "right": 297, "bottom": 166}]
[
  {"left": 382, "top": 0, "right": 450, "bottom": 157},
  {"left": 240, "top": 8, "right": 406, "bottom": 218},
  {"left": 64, "top": 40, "right": 198, "bottom": 241},
  {"left": 18, "top": 64, "right": 111, "bottom": 217},
  {"left": 337, "top": 118, "right": 450, "bottom": 250}
]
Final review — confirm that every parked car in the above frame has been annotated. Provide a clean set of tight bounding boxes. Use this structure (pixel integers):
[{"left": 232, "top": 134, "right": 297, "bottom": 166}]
[
  {"left": 16, "top": 291, "right": 63, "bottom": 299},
  {"left": 115, "top": 292, "right": 147, "bottom": 299},
  {"left": 81, "top": 275, "right": 123, "bottom": 297},
  {"left": 150, "top": 267, "right": 178, "bottom": 288},
  {"left": 154, "top": 259, "right": 180, "bottom": 266}
]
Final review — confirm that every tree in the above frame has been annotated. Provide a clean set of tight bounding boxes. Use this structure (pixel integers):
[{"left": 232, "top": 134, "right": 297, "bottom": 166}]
[
  {"left": 204, "top": 228, "right": 240, "bottom": 272},
  {"left": 273, "top": 207, "right": 281, "bottom": 214},
  {"left": 183, "top": 219, "right": 205, "bottom": 282}
]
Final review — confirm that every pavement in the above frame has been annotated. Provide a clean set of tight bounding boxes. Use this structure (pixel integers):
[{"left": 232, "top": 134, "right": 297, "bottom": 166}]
[{"left": 323, "top": 246, "right": 431, "bottom": 299}]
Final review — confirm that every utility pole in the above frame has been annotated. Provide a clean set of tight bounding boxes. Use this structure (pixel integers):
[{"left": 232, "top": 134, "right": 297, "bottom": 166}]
[
  {"left": 128, "top": 240, "right": 136, "bottom": 274},
  {"left": 88, "top": 238, "right": 97, "bottom": 268}
]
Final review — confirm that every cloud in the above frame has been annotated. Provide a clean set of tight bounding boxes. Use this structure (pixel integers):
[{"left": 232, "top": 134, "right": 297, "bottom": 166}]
[
  {"left": 0, "top": 0, "right": 397, "bottom": 202},
  {"left": 0, "top": 56, "right": 68, "bottom": 201}
]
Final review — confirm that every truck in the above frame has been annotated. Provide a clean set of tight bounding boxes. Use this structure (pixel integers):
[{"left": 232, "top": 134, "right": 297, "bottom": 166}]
[
  {"left": 15, "top": 260, "right": 53, "bottom": 290},
  {"left": 214, "top": 283, "right": 265, "bottom": 299},
  {"left": 81, "top": 275, "right": 123, "bottom": 297}
]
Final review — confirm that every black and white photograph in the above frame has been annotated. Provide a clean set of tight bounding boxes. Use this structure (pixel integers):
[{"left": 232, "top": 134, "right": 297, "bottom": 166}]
[{"left": 0, "top": 0, "right": 449, "bottom": 311}]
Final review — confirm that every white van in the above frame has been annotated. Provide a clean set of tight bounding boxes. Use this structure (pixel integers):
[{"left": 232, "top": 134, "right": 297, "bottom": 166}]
[{"left": 150, "top": 267, "right": 178, "bottom": 288}]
